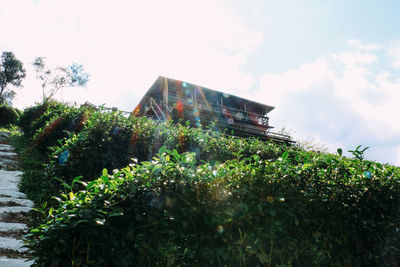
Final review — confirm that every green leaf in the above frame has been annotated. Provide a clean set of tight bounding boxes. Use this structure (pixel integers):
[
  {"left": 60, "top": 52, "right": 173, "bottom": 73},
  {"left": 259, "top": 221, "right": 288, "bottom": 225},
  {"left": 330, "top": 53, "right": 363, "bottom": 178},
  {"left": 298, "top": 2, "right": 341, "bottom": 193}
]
[
  {"left": 52, "top": 196, "right": 62, "bottom": 203},
  {"left": 282, "top": 151, "right": 289, "bottom": 162},
  {"left": 71, "top": 176, "right": 83, "bottom": 186},
  {"left": 101, "top": 175, "right": 109, "bottom": 184},
  {"left": 159, "top": 146, "right": 166, "bottom": 155},
  {"left": 102, "top": 168, "right": 108, "bottom": 176},
  {"left": 87, "top": 181, "right": 96, "bottom": 190},
  {"left": 337, "top": 148, "right": 343, "bottom": 157},
  {"left": 361, "top": 146, "right": 370, "bottom": 153}
]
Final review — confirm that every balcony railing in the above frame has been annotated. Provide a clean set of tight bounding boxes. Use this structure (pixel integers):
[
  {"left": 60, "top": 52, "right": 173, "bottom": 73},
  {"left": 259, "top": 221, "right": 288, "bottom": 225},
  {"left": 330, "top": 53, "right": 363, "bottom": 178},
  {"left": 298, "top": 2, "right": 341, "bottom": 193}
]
[{"left": 167, "top": 94, "right": 271, "bottom": 127}]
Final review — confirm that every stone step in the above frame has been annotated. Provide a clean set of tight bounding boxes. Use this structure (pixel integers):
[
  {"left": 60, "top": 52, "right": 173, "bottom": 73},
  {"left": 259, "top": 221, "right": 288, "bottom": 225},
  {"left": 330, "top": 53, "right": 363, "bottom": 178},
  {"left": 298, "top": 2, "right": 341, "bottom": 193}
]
[
  {"left": 0, "top": 223, "right": 27, "bottom": 233},
  {"left": 0, "top": 171, "right": 23, "bottom": 191},
  {"left": 0, "top": 191, "right": 27, "bottom": 199},
  {"left": 0, "top": 152, "right": 18, "bottom": 161},
  {"left": 0, "top": 133, "right": 32, "bottom": 265},
  {"left": 0, "top": 160, "right": 19, "bottom": 171},
  {"left": 0, "top": 170, "right": 23, "bottom": 182},
  {"left": 0, "top": 207, "right": 32, "bottom": 215},
  {"left": 0, "top": 144, "right": 18, "bottom": 171},
  {"left": 0, "top": 144, "right": 14, "bottom": 153},
  {"left": 0, "top": 232, "right": 26, "bottom": 242},
  {"left": 0, "top": 183, "right": 20, "bottom": 193},
  {"left": 0, "top": 132, "right": 10, "bottom": 143},
  {"left": 0, "top": 237, "right": 27, "bottom": 253},
  {"left": 0, "top": 187, "right": 20, "bottom": 195},
  {"left": 0, "top": 257, "right": 33, "bottom": 267},
  {"left": 0, "top": 212, "right": 30, "bottom": 225},
  {"left": 0, "top": 198, "right": 34, "bottom": 208}
]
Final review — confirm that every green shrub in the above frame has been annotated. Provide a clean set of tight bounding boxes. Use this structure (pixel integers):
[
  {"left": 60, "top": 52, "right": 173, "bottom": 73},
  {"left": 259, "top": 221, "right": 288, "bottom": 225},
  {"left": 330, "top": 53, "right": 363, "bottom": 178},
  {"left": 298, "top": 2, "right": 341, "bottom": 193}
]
[
  {"left": 16, "top": 102, "right": 400, "bottom": 266},
  {"left": 18, "top": 145, "right": 55, "bottom": 204},
  {"left": 0, "top": 105, "right": 19, "bottom": 126},
  {"left": 22, "top": 101, "right": 77, "bottom": 140},
  {"left": 32, "top": 107, "right": 91, "bottom": 153},
  {"left": 18, "top": 102, "right": 93, "bottom": 203},
  {"left": 26, "top": 148, "right": 400, "bottom": 266},
  {"left": 18, "top": 102, "right": 284, "bottom": 205},
  {"left": 17, "top": 102, "right": 50, "bottom": 135},
  {"left": 43, "top": 110, "right": 285, "bottom": 195}
]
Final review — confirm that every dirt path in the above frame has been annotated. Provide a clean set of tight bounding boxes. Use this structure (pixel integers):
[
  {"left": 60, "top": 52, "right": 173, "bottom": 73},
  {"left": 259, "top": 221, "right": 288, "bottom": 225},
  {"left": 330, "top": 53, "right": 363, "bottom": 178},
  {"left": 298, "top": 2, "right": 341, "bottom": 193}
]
[{"left": 0, "top": 132, "right": 33, "bottom": 266}]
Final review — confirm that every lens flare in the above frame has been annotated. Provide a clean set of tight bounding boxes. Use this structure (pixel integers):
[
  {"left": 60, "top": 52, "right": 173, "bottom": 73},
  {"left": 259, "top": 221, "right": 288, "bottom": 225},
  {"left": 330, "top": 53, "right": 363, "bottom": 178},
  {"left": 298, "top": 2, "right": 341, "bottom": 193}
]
[
  {"left": 132, "top": 104, "right": 141, "bottom": 117},
  {"left": 176, "top": 101, "right": 184, "bottom": 118},
  {"left": 363, "top": 171, "right": 372, "bottom": 178},
  {"left": 58, "top": 150, "right": 70, "bottom": 164},
  {"left": 112, "top": 126, "right": 119, "bottom": 135}
]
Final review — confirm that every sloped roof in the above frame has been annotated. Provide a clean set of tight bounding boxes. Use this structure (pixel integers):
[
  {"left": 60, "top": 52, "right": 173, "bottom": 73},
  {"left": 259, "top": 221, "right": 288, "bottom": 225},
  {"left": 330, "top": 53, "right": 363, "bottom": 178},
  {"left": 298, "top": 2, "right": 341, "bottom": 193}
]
[{"left": 159, "top": 76, "right": 275, "bottom": 114}]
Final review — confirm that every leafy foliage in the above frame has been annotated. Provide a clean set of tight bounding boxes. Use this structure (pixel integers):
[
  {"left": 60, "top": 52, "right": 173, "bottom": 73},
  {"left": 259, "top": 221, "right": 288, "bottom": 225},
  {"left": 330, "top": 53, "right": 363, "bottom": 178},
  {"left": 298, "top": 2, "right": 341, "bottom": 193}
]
[
  {"left": 16, "top": 101, "right": 93, "bottom": 202},
  {"left": 0, "top": 105, "right": 19, "bottom": 126},
  {"left": 18, "top": 102, "right": 285, "bottom": 204},
  {"left": 16, "top": 102, "right": 400, "bottom": 266},
  {"left": 33, "top": 57, "right": 89, "bottom": 101},
  {"left": 348, "top": 145, "right": 369, "bottom": 161},
  {"left": 0, "top": 51, "right": 26, "bottom": 104},
  {"left": 26, "top": 148, "right": 400, "bottom": 266},
  {"left": 45, "top": 112, "right": 284, "bottom": 187}
]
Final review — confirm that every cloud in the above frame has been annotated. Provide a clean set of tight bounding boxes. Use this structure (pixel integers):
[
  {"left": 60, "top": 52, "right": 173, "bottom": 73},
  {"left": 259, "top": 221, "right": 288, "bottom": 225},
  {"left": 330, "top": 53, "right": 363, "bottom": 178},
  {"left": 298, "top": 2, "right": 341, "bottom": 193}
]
[
  {"left": 258, "top": 58, "right": 334, "bottom": 106},
  {"left": 256, "top": 40, "right": 400, "bottom": 165},
  {"left": 345, "top": 39, "right": 381, "bottom": 51},
  {"left": 330, "top": 52, "right": 377, "bottom": 68},
  {"left": 388, "top": 40, "right": 400, "bottom": 68},
  {"left": 0, "top": 0, "right": 263, "bottom": 110}
]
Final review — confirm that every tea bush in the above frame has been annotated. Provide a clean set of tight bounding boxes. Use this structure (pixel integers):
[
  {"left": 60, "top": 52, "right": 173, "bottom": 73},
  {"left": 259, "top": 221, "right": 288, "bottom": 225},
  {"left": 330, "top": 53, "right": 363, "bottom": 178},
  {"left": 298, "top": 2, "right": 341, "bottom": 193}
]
[
  {"left": 17, "top": 102, "right": 400, "bottom": 266},
  {"left": 20, "top": 101, "right": 84, "bottom": 141},
  {"left": 26, "top": 148, "right": 400, "bottom": 266},
  {"left": 0, "top": 104, "right": 19, "bottom": 126},
  {"left": 46, "top": 112, "right": 285, "bottom": 188},
  {"left": 18, "top": 102, "right": 285, "bottom": 203},
  {"left": 16, "top": 102, "right": 92, "bottom": 202},
  {"left": 17, "top": 102, "right": 50, "bottom": 135}
]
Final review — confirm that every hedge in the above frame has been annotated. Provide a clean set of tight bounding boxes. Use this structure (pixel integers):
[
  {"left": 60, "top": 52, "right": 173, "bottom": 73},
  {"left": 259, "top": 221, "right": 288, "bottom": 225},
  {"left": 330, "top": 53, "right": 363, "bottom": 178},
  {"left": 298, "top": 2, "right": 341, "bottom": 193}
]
[
  {"left": 16, "top": 102, "right": 400, "bottom": 266},
  {"left": 26, "top": 148, "right": 400, "bottom": 266},
  {"left": 18, "top": 103, "right": 286, "bottom": 203},
  {"left": 0, "top": 104, "right": 19, "bottom": 126}
]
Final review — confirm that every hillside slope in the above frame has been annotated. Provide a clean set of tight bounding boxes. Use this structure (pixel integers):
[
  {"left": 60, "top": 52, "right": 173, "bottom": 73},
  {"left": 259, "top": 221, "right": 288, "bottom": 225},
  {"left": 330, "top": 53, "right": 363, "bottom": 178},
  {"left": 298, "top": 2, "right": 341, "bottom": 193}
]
[{"left": 13, "top": 101, "right": 400, "bottom": 266}]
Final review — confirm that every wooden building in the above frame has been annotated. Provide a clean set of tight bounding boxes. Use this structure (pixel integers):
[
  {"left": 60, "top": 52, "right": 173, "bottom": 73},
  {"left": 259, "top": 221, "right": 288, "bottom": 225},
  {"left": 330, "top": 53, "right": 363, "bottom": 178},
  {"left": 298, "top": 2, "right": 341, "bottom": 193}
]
[{"left": 134, "top": 76, "right": 292, "bottom": 143}]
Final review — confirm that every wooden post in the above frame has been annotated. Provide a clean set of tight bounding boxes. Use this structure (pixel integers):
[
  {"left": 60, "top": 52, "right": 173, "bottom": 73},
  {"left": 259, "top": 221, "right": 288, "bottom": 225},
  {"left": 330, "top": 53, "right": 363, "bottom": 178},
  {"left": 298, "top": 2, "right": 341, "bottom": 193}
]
[{"left": 163, "top": 77, "right": 170, "bottom": 118}]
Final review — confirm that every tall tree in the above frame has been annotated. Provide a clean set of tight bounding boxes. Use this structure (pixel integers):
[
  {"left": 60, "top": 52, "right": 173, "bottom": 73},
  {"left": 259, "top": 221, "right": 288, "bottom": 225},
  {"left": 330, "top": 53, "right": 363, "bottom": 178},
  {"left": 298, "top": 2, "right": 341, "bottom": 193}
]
[
  {"left": 0, "top": 51, "right": 26, "bottom": 104},
  {"left": 33, "top": 57, "right": 89, "bottom": 102}
]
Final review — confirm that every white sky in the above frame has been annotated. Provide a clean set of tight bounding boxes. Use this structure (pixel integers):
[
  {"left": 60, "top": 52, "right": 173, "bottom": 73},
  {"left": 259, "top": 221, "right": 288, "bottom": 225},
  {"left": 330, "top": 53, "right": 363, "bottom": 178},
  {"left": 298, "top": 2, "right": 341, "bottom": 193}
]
[{"left": 1, "top": 0, "right": 400, "bottom": 165}]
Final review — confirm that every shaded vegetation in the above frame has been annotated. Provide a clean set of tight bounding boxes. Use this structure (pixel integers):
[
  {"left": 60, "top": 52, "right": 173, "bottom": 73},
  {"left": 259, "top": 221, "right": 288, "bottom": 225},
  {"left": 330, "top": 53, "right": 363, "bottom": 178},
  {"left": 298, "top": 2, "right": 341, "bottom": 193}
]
[
  {"left": 12, "top": 101, "right": 400, "bottom": 266},
  {"left": 0, "top": 105, "right": 20, "bottom": 127}
]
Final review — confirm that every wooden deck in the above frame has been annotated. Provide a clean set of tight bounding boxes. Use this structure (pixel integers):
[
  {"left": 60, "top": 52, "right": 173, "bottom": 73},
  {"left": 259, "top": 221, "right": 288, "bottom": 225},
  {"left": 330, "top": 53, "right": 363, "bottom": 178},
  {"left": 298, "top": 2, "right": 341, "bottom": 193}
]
[{"left": 134, "top": 76, "right": 294, "bottom": 144}]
